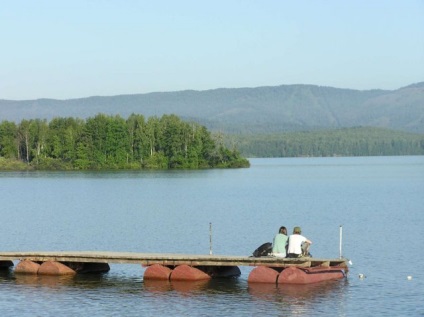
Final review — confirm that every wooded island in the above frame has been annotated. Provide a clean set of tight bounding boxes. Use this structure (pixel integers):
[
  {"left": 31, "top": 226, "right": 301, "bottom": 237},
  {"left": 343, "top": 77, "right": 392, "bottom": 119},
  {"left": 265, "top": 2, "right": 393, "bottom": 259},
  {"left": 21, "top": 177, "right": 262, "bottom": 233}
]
[{"left": 0, "top": 114, "right": 249, "bottom": 170}]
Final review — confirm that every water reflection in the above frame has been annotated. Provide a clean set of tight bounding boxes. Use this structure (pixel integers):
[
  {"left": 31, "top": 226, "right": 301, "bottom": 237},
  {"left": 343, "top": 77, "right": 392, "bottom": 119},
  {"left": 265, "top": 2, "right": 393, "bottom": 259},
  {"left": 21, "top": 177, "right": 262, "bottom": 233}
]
[
  {"left": 5, "top": 271, "right": 142, "bottom": 291},
  {"left": 1, "top": 268, "right": 351, "bottom": 316},
  {"left": 0, "top": 269, "right": 14, "bottom": 284},
  {"left": 14, "top": 274, "right": 75, "bottom": 288},
  {"left": 170, "top": 280, "right": 209, "bottom": 293},
  {"left": 143, "top": 279, "right": 211, "bottom": 293},
  {"left": 248, "top": 280, "right": 348, "bottom": 315},
  {"left": 248, "top": 279, "right": 347, "bottom": 301}
]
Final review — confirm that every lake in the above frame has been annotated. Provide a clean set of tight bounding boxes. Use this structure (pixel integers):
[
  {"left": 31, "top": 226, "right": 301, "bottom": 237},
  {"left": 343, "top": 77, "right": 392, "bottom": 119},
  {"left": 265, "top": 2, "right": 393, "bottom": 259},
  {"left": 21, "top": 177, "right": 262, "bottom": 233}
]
[{"left": 0, "top": 156, "right": 423, "bottom": 316}]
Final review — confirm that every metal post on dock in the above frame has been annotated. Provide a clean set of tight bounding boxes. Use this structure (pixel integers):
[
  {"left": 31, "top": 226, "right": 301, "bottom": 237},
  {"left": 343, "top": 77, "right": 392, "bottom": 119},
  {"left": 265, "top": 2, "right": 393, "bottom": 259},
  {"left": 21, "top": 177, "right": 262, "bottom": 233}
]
[
  {"left": 209, "top": 222, "right": 213, "bottom": 255},
  {"left": 339, "top": 225, "right": 343, "bottom": 259}
]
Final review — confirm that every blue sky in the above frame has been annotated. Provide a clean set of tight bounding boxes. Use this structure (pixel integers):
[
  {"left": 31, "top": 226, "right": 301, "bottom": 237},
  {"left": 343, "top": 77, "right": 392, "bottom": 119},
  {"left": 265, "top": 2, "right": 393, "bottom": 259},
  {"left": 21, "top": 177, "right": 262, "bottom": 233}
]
[{"left": 1, "top": 0, "right": 423, "bottom": 100}]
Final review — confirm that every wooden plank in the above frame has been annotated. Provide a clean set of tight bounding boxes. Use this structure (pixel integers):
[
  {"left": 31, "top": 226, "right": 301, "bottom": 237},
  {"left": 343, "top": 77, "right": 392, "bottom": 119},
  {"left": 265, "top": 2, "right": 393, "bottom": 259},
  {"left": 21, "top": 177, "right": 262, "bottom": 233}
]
[{"left": 283, "top": 261, "right": 312, "bottom": 268}]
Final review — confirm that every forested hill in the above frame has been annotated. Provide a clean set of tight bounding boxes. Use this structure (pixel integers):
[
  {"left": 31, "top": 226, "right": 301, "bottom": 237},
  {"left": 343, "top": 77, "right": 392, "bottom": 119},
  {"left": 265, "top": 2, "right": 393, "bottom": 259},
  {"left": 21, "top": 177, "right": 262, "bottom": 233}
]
[
  {"left": 1, "top": 82, "right": 423, "bottom": 134},
  {"left": 230, "top": 127, "right": 424, "bottom": 158}
]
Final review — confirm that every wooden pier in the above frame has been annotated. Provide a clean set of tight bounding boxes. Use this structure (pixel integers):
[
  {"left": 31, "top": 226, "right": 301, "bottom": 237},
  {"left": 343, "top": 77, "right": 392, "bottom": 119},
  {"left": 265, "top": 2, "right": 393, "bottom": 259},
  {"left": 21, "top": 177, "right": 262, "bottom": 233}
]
[
  {"left": 0, "top": 251, "right": 346, "bottom": 267},
  {"left": 0, "top": 251, "right": 349, "bottom": 284}
]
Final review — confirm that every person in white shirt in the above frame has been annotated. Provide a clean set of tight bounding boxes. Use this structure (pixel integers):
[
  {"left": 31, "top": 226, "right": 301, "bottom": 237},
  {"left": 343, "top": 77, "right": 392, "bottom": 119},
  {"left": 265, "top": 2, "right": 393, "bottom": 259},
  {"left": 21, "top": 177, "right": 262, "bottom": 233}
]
[{"left": 287, "top": 226, "right": 312, "bottom": 258}]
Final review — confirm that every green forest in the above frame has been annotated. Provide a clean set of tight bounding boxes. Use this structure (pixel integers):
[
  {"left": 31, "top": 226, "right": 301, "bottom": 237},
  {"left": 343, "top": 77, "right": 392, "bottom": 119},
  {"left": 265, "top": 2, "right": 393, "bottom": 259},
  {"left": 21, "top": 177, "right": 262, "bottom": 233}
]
[
  {"left": 0, "top": 114, "right": 250, "bottom": 170},
  {"left": 229, "top": 127, "right": 424, "bottom": 157},
  {"left": 1, "top": 114, "right": 423, "bottom": 171}
]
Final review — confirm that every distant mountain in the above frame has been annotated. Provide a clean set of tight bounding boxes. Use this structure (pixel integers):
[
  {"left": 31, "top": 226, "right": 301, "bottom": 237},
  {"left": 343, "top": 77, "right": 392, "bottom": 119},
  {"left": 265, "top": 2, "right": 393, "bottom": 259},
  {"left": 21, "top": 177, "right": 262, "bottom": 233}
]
[{"left": 1, "top": 82, "right": 423, "bottom": 133}]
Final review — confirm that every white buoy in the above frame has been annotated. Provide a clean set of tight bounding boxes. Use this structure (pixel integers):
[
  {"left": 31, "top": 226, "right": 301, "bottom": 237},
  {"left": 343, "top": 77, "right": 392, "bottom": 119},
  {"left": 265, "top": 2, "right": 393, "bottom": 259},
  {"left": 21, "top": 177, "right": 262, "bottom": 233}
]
[
  {"left": 348, "top": 260, "right": 353, "bottom": 266},
  {"left": 358, "top": 273, "right": 366, "bottom": 279},
  {"left": 407, "top": 276, "right": 412, "bottom": 280}
]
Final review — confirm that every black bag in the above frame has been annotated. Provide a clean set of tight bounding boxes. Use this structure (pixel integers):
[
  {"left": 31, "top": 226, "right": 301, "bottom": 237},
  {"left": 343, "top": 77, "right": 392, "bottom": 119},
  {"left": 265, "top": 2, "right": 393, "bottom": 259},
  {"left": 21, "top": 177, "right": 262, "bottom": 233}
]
[{"left": 252, "top": 242, "right": 272, "bottom": 257}]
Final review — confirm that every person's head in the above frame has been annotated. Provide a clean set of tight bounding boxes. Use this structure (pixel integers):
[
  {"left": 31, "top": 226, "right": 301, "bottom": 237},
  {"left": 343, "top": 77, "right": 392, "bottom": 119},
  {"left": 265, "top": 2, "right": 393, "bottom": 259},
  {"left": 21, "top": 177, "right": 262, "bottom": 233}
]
[
  {"left": 279, "top": 226, "right": 287, "bottom": 235},
  {"left": 293, "top": 226, "right": 302, "bottom": 234}
]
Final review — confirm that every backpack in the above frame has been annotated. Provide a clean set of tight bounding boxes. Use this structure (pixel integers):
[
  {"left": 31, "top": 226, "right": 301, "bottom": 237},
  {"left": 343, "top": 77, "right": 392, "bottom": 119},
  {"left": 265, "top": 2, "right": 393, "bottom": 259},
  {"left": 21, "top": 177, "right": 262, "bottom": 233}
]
[{"left": 252, "top": 242, "right": 273, "bottom": 257}]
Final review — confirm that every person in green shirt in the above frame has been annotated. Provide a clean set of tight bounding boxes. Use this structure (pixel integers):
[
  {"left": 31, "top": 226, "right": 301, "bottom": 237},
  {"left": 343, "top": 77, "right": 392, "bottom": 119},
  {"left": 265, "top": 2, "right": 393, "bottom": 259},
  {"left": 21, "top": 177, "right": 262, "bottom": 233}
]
[{"left": 272, "top": 226, "right": 288, "bottom": 258}]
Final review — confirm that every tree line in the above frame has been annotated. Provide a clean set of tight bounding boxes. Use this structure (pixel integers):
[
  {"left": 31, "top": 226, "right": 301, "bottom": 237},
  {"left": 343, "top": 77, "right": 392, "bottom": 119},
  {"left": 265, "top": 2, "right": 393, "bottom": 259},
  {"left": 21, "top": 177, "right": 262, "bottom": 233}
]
[
  {"left": 229, "top": 127, "right": 424, "bottom": 157},
  {"left": 0, "top": 114, "right": 250, "bottom": 170}
]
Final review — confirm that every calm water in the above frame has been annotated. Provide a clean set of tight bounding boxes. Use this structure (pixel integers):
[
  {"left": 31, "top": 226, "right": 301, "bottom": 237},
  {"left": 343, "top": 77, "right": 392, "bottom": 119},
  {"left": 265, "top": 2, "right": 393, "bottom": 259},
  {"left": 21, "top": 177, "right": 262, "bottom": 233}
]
[{"left": 0, "top": 156, "right": 423, "bottom": 316}]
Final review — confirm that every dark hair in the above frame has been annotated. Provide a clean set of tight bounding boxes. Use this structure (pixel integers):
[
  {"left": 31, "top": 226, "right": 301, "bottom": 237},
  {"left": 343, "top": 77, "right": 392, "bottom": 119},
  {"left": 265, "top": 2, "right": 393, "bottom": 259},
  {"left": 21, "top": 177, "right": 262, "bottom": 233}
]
[{"left": 279, "top": 226, "right": 287, "bottom": 235}]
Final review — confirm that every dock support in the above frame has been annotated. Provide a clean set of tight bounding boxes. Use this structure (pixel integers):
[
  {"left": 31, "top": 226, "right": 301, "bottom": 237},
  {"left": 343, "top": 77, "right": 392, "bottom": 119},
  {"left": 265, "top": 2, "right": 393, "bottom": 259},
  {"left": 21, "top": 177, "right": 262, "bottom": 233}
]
[
  {"left": 248, "top": 265, "right": 346, "bottom": 284},
  {"left": 15, "top": 260, "right": 40, "bottom": 274},
  {"left": 170, "top": 265, "right": 211, "bottom": 281},
  {"left": 339, "top": 225, "right": 343, "bottom": 259},
  {"left": 38, "top": 261, "right": 77, "bottom": 276},
  {"left": 143, "top": 264, "right": 240, "bottom": 281},
  {"left": 0, "top": 260, "right": 14, "bottom": 269},
  {"left": 144, "top": 264, "right": 172, "bottom": 280},
  {"left": 278, "top": 266, "right": 346, "bottom": 284},
  {"left": 248, "top": 266, "right": 280, "bottom": 283},
  {"left": 14, "top": 260, "right": 110, "bottom": 275},
  {"left": 66, "top": 262, "right": 110, "bottom": 274}
]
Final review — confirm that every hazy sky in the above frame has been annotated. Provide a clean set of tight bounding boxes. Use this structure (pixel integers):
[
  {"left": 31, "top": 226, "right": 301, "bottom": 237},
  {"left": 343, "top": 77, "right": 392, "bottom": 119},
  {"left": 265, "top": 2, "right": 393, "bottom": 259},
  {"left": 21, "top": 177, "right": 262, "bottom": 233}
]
[{"left": 1, "top": 0, "right": 423, "bottom": 100}]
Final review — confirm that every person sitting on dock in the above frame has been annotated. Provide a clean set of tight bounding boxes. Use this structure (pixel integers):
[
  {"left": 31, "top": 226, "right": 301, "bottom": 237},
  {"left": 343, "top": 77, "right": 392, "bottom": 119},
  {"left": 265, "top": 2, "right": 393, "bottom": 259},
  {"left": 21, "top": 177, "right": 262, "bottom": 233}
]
[
  {"left": 287, "top": 226, "right": 312, "bottom": 258},
  {"left": 272, "top": 226, "right": 288, "bottom": 258}
]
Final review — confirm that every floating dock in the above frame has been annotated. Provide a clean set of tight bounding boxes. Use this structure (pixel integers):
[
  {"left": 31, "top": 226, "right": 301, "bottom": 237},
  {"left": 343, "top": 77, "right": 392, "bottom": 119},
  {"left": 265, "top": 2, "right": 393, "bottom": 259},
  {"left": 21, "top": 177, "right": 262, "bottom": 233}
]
[{"left": 0, "top": 251, "right": 348, "bottom": 284}]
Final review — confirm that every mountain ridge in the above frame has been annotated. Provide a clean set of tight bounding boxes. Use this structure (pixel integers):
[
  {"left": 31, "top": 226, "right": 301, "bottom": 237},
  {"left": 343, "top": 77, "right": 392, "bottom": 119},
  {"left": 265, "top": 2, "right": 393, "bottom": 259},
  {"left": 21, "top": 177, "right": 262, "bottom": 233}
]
[{"left": 1, "top": 82, "right": 423, "bottom": 133}]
